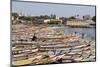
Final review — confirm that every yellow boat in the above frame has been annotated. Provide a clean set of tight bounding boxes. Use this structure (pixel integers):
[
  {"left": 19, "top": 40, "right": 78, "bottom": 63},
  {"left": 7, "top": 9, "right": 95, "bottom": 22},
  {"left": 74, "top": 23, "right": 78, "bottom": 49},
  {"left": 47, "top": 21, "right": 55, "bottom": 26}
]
[{"left": 12, "top": 58, "right": 33, "bottom": 66}]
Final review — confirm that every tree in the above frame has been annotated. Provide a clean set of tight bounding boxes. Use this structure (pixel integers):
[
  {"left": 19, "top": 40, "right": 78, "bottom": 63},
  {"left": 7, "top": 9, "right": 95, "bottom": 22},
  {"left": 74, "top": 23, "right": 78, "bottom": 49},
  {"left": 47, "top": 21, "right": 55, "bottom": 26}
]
[
  {"left": 83, "top": 15, "right": 91, "bottom": 20},
  {"left": 25, "top": 16, "right": 33, "bottom": 21},
  {"left": 19, "top": 16, "right": 33, "bottom": 21},
  {"left": 50, "top": 14, "right": 56, "bottom": 19},
  {"left": 39, "top": 15, "right": 50, "bottom": 19},
  {"left": 68, "top": 16, "right": 76, "bottom": 20},
  {"left": 19, "top": 16, "right": 25, "bottom": 20},
  {"left": 12, "top": 13, "right": 19, "bottom": 20},
  {"left": 92, "top": 16, "right": 96, "bottom": 22}
]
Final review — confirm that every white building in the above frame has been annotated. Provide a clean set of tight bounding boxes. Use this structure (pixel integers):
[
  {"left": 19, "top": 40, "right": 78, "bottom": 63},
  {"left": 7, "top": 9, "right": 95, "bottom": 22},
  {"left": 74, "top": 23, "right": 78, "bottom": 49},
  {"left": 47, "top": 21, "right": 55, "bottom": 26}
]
[{"left": 44, "top": 19, "right": 50, "bottom": 23}]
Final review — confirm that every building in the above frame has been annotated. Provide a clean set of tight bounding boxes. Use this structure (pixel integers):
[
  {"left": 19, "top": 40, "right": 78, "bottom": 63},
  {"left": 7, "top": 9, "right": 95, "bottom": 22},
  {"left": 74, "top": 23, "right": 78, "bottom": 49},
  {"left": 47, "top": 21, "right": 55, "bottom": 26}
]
[
  {"left": 32, "top": 19, "right": 44, "bottom": 24},
  {"left": 44, "top": 19, "right": 50, "bottom": 23},
  {"left": 67, "top": 19, "right": 90, "bottom": 27},
  {"left": 83, "top": 15, "right": 91, "bottom": 20}
]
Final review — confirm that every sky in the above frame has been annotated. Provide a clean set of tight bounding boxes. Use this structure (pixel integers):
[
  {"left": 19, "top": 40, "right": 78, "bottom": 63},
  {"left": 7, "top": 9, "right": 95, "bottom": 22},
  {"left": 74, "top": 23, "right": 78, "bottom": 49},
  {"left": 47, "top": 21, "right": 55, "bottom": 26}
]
[{"left": 12, "top": 1, "right": 95, "bottom": 18}]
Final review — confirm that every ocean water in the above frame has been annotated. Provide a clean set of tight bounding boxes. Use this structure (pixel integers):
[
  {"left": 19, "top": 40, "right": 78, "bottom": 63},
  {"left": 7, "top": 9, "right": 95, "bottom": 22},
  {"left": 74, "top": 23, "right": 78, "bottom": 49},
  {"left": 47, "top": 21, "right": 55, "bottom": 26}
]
[
  {"left": 64, "top": 28, "right": 95, "bottom": 38},
  {"left": 52, "top": 27, "right": 95, "bottom": 40}
]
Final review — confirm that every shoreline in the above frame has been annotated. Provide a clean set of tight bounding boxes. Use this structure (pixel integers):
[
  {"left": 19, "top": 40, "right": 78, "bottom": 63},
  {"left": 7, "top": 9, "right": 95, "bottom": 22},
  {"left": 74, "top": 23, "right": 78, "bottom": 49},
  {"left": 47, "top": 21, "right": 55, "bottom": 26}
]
[{"left": 12, "top": 23, "right": 96, "bottom": 28}]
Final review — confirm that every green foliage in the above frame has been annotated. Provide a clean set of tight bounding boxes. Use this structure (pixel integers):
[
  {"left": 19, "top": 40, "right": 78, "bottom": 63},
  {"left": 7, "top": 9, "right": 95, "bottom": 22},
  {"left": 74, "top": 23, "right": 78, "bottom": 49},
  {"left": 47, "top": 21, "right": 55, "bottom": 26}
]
[
  {"left": 39, "top": 15, "right": 50, "bottom": 19},
  {"left": 18, "top": 15, "right": 51, "bottom": 21},
  {"left": 12, "top": 13, "right": 19, "bottom": 19},
  {"left": 68, "top": 16, "right": 76, "bottom": 20},
  {"left": 50, "top": 14, "right": 56, "bottom": 19},
  {"left": 12, "top": 13, "right": 19, "bottom": 17},
  {"left": 19, "top": 16, "right": 33, "bottom": 21}
]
